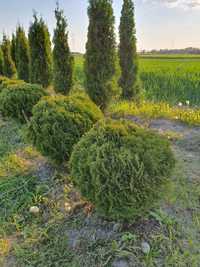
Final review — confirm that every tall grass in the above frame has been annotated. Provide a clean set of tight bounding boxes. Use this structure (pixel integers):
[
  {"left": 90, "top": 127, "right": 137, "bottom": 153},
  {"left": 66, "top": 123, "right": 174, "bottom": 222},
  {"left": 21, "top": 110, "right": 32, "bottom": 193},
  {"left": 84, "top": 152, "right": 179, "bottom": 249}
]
[
  {"left": 109, "top": 100, "right": 200, "bottom": 126},
  {"left": 140, "top": 58, "right": 200, "bottom": 106},
  {"left": 74, "top": 55, "right": 200, "bottom": 106}
]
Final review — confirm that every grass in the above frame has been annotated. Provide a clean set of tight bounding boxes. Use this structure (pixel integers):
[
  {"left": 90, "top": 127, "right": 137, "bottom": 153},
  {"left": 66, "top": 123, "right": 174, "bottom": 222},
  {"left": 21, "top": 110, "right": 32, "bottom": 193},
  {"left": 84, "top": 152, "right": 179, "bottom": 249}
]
[
  {"left": 140, "top": 53, "right": 200, "bottom": 59},
  {"left": 140, "top": 58, "right": 200, "bottom": 106},
  {"left": 109, "top": 100, "right": 200, "bottom": 126},
  {"left": 0, "top": 117, "right": 25, "bottom": 157},
  {"left": 74, "top": 54, "right": 200, "bottom": 106},
  {"left": 74, "top": 54, "right": 85, "bottom": 87}
]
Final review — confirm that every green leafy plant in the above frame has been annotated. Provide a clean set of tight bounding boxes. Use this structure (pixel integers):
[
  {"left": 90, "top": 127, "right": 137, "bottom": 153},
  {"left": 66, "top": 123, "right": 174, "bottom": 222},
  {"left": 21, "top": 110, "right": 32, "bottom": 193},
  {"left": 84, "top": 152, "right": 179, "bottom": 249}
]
[
  {"left": 70, "top": 119, "right": 175, "bottom": 220},
  {"left": 27, "top": 92, "right": 103, "bottom": 162},
  {"left": 0, "top": 82, "right": 47, "bottom": 122}
]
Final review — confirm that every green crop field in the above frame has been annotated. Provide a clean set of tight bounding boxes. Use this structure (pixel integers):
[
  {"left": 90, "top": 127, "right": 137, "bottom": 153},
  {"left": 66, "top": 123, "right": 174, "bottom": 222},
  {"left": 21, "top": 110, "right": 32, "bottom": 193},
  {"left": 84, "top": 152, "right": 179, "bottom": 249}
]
[
  {"left": 75, "top": 54, "right": 200, "bottom": 106},
  {"left": 140, "top": 57, "right": 200, "bottom": 106}
]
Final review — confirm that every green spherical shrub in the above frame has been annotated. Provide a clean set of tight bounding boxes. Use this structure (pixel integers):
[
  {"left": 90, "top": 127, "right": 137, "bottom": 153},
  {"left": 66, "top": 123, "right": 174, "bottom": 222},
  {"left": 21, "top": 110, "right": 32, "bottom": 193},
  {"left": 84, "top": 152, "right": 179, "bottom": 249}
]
[
  {"left": 0, "top": 77, "right": 25, "bottom": 93},
  {"left": 0, "top": 82, "right": 47, "bottom": 122},
  {"left": 0, "top": 76, "right": 8, "bottom": 84},
  {"left": 70, "top": 119, "right": 175, "bottom": 221},
  {"left": 27, "top": 92, "right": 103, "bottom": 163},
  {"left": 0, "top": 76, "right": 9, "bottom": 91}
]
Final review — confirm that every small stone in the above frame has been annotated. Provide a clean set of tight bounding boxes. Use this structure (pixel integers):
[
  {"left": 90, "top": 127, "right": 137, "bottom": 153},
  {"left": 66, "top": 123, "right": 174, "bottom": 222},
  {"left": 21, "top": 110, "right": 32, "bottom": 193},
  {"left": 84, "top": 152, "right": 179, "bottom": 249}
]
[
  {"left": 29, "top": 206, "right": 40, "bottom": 214},
  {"left": 178, "top": 102, "right": 183, "bottom": 107},
  {"left": 113, "top": 223, "right": 121, "bottom": 232},
  {"left": 71, "top": 238, "right": 81, "bottom": 249},
  {"left": 64, "top": 202, "right": 72, "bottom": 212},
  {"left": 112, "top": 259, "right": 129, "bottom": 267},
  {"left": 141, "top": 241, "right": 151, "bottom": 254}
]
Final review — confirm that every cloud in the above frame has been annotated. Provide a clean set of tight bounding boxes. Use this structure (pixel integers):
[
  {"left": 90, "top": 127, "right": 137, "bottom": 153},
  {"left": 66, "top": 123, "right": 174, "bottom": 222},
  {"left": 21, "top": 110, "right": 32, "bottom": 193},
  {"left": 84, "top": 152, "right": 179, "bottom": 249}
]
[{"left": 144, "top": 0, "right": 200, "bottom": 9}]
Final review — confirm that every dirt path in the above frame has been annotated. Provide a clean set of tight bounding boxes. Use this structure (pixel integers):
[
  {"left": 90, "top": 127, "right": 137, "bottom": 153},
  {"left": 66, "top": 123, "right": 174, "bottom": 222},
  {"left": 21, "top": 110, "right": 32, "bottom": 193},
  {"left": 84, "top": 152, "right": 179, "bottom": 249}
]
[
  {"left": 128, "top": 117, "right": 200, "bottom": 182},
  {"left": 149, "top": 118, "right": 200, "bottom": 184}
]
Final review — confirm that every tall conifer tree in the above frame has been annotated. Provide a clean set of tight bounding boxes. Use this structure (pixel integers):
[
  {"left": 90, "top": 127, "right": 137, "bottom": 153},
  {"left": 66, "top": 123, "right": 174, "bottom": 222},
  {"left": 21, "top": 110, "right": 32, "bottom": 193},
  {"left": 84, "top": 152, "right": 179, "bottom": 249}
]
[
  {"left": 119, "top": 0, "right": 139, "bottom": 99},
  {"left": 0, "top": 47, "right": 4, "bottom": 75},
  {"left": 16, "top": 25, "right": 30, "bottom": 82},
  {"left": 53, "top": 4, "right": 74, "bottom": 95},
  {"left": 2, "top": 34, "right": 17, "bottom": 78},
  {"left": 29, "top": 13, "right": 52, "bottom": 87},
  {"left": 11, "top": 33, "right": 17, "bottom": 66},
  {"left": 85, "top": 0, "right": 116, "bottom": 110}
]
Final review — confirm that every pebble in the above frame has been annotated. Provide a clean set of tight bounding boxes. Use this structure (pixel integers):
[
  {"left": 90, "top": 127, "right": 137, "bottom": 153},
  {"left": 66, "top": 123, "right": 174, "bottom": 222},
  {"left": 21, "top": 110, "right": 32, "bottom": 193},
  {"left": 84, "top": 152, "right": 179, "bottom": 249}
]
[
  {"left": 29, "top": 206, "right": 40, "bottom": 214},
  {"left": 113, "top": 223, "right": 121, "bottom": 232},
  {"left": 141, "top": 241, "right": 151, "bottom": 254},
  {"left": 112, "top": 259, "right": 129, "bottom": 267}
]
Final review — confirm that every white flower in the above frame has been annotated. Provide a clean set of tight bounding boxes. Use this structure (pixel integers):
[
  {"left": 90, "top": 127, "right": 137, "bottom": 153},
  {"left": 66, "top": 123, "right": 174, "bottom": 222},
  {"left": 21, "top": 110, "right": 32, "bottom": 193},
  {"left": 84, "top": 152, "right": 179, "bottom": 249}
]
[
  {"left": 29, "top": 206, "right": 40, "bottom": 214},
  {"left": 178, "top": 102, "right": 183, "bottom": 107},
  {"left": 186, "top": 100, "right": 190, "bottom": 106}
]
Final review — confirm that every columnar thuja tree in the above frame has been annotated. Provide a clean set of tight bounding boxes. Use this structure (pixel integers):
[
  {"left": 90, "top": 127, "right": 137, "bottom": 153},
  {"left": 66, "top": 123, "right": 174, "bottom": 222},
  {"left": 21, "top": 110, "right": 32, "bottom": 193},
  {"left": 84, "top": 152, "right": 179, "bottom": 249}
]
[
  {"left": 29, "top": 13, "right": 52, "bottom": 87},
  {"left": 119, "top": 0, "right": 139, "bottom": 99},
  {"left": 53, "top": 4, "right": 74, "bottom": 95},
  {"left": 0, "top": 47, "right": 4, "bottom": 75},
  {"left": 16, "top": 25, "right": 30, "bottom": 82},
  {"left": 11, "top": 33, "right": 17, "bottom": 66},
  {"left": 2, "top": 34, "right": 17, "bottom": 78},
  {"left": 85, "top": 0, "right": 116, "bottom": 110}
]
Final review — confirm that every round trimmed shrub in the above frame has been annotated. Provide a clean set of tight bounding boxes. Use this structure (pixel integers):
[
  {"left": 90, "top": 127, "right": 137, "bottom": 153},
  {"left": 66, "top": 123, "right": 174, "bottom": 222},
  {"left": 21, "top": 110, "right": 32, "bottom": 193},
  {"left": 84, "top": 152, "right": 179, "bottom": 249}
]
[
  {"left": 0, "top": 82, "right": 47, "bottom": 122},
  {"left": 27, "top": 92, "right": 103, "bottom": 162},
  {"left": 0, "top": 77, "right": 25, "bottom": 93},
  {"left": 70, "top": 119, "right": 175, "bottom": 220},
  {"left": 0, "top": 76, "right": 8, "bottom": 84}
]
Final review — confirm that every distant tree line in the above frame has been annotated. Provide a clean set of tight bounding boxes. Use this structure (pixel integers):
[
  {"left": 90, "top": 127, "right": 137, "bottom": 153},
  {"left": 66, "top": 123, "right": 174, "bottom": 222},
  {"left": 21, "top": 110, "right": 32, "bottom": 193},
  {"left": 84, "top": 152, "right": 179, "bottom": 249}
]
[
  {"left": 141, "top": 47, "right": 200, "bottom": 55},
  {"left": 0, "top": 0, "right": 140, "bottom": 110}
]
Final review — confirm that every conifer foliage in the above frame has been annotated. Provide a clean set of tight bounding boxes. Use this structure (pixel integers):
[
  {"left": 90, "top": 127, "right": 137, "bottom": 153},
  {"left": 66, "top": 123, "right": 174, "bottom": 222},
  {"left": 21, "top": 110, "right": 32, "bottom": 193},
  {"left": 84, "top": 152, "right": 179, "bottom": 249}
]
[
  {"left": 11, "top": 33, "right": 17, "bottom": 66},
  {"left": 1, "top": 35, "right": 17, "bottom": 78},
  {"left": 29, "top": 13, "right": 52, "bottom": 87},
  {"left": 119, "top": 0, "right": 139, "bottom": 99},
  {"left": 0, "top": 47, "right": 4, "bottom": 75},
  {"left": 85, "top": 0, "right": 116, "bottom": 110},
  {"left": 53, "top": 4, "right": 74, "bottom": 95},
  {"left": 15, "top": 26, "right": 30, "bottom": 82}
]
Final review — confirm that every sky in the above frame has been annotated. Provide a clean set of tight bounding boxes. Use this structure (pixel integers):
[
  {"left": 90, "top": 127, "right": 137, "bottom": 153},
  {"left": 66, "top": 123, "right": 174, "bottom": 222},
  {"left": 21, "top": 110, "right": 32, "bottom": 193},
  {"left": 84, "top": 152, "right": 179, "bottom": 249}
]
[{"left": 0, "top": 0, "right": 200, "bottom": 52}]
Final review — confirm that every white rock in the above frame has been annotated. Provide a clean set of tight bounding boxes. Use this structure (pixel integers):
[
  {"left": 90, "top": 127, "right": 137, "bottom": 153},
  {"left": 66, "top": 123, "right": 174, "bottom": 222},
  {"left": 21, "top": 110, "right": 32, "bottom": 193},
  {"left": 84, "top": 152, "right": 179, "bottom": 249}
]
[
  {"left": 29, "top": 206, "right": 40, "bottom": 214},
  {"left": 178, "top": 102, "right": 183, "bottom": 107},
  {"left": 141, "top": 241, "right": 151, "bottom": 254},
  {"left": 65, "top": 202, "right": 72, "bottom": 212}
]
